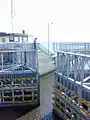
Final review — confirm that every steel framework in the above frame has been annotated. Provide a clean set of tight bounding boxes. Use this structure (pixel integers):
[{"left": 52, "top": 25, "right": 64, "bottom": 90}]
[
  {"left": 0, "top": 33, "right": 40, "bottom": 107},
  {"left": 53, "top": 43, "right": 90, "bottom": 120}
]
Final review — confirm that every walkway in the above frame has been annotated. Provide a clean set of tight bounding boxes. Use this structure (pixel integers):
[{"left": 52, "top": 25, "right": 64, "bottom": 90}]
[{"left": 17, "top": 73, "right": 54, "bottom": 120}]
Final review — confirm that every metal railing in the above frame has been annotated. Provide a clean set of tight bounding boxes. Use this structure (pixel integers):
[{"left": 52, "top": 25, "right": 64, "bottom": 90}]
[
  {"left": 0, "top": 42, "right": 34, "bottom": 51},
  {"left": 53, "top": 42, "right": 90, "bottom": 52},
  {"left": 38, "top": 43, "right": 54, "bottom": 56}
]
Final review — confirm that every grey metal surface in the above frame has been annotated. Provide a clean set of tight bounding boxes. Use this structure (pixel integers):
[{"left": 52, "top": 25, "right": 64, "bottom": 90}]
[{"left": 38, "top": 50, "right": 55, "bottom": 75}]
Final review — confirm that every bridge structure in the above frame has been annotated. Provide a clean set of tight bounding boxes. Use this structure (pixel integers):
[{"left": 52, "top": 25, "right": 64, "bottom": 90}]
[
  {"left": 0, "top": 33, "right": 55, "bottom": 120},
  {"left": 53, "top": 42, "right": 90, "bottom": 120},
  {"left": 17, "top": 42, "right": 90, "bottom": 120}
]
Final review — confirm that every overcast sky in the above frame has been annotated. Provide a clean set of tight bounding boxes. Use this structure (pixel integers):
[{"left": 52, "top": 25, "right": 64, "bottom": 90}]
[{"left": 0, "top": 0, "right": 90, "bottom": 42}]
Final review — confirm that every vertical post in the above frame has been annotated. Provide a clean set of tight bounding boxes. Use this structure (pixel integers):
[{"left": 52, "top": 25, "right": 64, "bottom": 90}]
[
  {"left": 67, "top": 54, "right": 70, "bottom": 78},
  {"left": 1, "top": 52, "right": 3, "bottom": 71},
  {"left": 48, "top": 23, "right": 49, "bottom": 54},
  {"left": 53, "top": 42, "right": 55, "bottom": 52},
  {"left": 12, "top": 52, "right": 14, "bottom": 64},
  {"left": 74, "top": 55, "right": 78, "bottom": 82},
  {"left": 81, "top": 57, "right": 84, "bottom": 86},
  {"left": 24, "top": 52, "right": 27, "bottom": 65},
  {"left": 33, "top": 38, "right": 37, "bottom": 70},
  {"left": 29, "top": 52, "right": 31, "bottom": 67},
  {"left": 32, "top": 50, "right": 36, "bottom": 70},
  {"left": 11, "top": 0, "right": 13, "bottom": 33},
  {"left": 48, "top": 22, "right": 53, "bottom": 54},
  {"left": 57, "top": 52, "right": 59, "bottom": 72}
]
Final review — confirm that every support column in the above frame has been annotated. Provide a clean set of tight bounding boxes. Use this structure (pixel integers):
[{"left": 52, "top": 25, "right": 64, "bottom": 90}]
[
  {"left": 79, "top": 57, "right": 84, "bottom": 98},
  {"left": 12, "top": 52, "right": 14, "bottom": 64},
  {"left": 74, "top": 55, "right": 78, "bottom": 82},
  {"left": 57, "top": 52, "right": 59, "bottom": 72},
  {"left": 1, "top": 52, "right": 3, "bottom": 71},
  {"left": 81, "top": 57, "right": 84, "bottom": 86},
  {"left": 12, "top": 90, "right": 14, "bottom": 102},
  {"left": 32, "top": 51, "right": 36, "bottom": 70},
  {"left": 67, "top": 54, "right": 70, "bottom": 78}
]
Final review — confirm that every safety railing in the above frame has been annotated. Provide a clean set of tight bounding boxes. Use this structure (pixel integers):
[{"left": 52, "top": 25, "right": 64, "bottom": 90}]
[
  {"left": 0, "top": 42, "right": 38, "bottom": 51},
  {"left": 53, "top": 42, "right": 90, "bottom": 52},
  {"left": 38, "top": 43, "right": 54, "bottom": 56}
]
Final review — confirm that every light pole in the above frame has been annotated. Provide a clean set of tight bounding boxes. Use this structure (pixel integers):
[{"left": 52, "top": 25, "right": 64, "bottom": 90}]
[
  {"left": 48, "top": 22, "right": 53, "bottom": 54},
  {"left": 11, "top": 0, "right": 13, "bottom": 33}
]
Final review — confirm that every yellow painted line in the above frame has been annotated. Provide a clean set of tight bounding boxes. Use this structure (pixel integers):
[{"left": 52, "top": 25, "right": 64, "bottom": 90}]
[
  {"left": 23, "top": 100, "right": 38, "bottom": 103},
  {"left": 34, "top": 94, "right": 38, "bottom": 96},
  {"left": 15, "top": 78, "right": 36, "bottom": 81},
  {"left": 12, "top": 100, "right": 38, "bottom": 104},
  {"left": 79, "top": 98, "right": 90, "bottom": 107},
  {"left": 25, "top": 84, "right": 32, "bottom": 86},
  {"left": 3, "top": 90, "right": 12, "bottom": 92},
  {"left": 24, "top": 84, "right": 37, "bottom": 86},
  {"left": 2, "top": 102, "right": 13, "bottom": 104},
  {"left": 24, "top": 89, "right": 33, "bottom": 92},
  {"left": 2, "top": 96, "right": 12, "bottom": 98},
  {"left": 12, "top": 102, "right": 24, "bottom": 104},
  {"left": 24, "top": 95, "right": 32, "bottom": 97},
  {"left": 27, "top": 78, "right": 31, "bottom": 80},
  {"left": 16, "top": 78, "right": 20, "bottom": 81},
  {"left": 32, "top": 94, "right": 38, "bottom": 97},
  {"left": 23, "top": 94, "right": 38, "bottom": 97},
  {"left": 12, "top": 96, "right": 23, "bottom": 98},
  {"left": 25, "top": 78, "right": 30, "bottom": 81},
  {"left": 32, "top": 84, "right": 37, "bottom": 86},
  {"left": 31, "top": 77, "right": 35, "bottom": 80},
  {"left": 14, "top": 90, "right": 22, "bottom": 92},
  {"left": 22, "top": 84, "right": 28, "bottom": 87},
  {"left": 12, "top": 84, "right": 22, "bottom": 87},
  {"left": 3, "top": 85, "right": 11, "bottom": 87}
]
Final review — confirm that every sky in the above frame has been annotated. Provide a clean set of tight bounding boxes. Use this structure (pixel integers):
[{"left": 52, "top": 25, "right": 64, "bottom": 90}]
[{"left": 0, "top": 0, "right": 90, "bottom": 42}]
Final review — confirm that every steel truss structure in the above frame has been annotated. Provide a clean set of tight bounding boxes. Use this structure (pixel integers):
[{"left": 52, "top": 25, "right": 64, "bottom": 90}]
[
  {"left": 0, "top": 32, "right": 40, "bottom": 107},
  {"left": 53, "top": 43, "right": 90, "bottom": 120}
]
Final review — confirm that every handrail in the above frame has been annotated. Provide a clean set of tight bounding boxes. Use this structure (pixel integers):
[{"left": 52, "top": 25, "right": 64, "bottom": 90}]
[
  {"left": 53, "top": 42, "right": 90, "bottom": 52},
  {"left": 38, "top": 43, "right": 54, "bottom": 56}
]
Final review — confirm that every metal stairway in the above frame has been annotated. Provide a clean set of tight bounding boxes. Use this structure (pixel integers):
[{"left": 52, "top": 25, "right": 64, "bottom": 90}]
[{"left": 38, "top": 44, "right": 55, "bottom": 75}]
